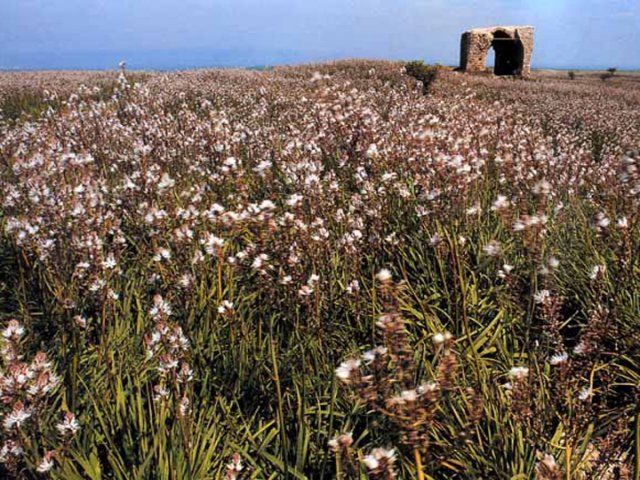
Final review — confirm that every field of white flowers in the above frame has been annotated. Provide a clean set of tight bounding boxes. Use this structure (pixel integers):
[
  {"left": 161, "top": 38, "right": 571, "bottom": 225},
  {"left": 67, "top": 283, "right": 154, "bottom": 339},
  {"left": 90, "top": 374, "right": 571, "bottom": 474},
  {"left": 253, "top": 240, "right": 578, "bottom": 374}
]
[{"left": 0, "top": 60, "right": 639, "bottom": 479}]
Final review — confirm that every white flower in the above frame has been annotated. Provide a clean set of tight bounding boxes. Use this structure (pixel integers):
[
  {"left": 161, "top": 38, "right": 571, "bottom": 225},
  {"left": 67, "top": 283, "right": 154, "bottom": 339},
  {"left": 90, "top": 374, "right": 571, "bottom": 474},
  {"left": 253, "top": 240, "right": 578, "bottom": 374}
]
[
  {"left": 432, "top": 332, "right": 446, "bottom": 344},
  {"left": 298, "top": 285, "right": 313, "bottom": 297},
  {"left": 363, "top": 455, "right": 379, "bottom": 470},
  {"left": 89, "top": 278, "right": 106, "bottom": 292},
  {"left": 536, "top": 453, "right": 558, "bottom": 475},
  {"left": 217, "top": 300, "right": 234, "bottom": 314},
  {"left": 0, "top": 440, "right": 23, "bottom": 462},
  {"left": 595, "top": 213, "right": 610, "bottom": 228},
  {"left": 548, "top": 256, "right": 560, "bottom": 269},
  {"left": 153, "top": 385, "right": 170, "bottom": 401},
  {"left": 417, "top": 382, "right": 438, "bottom": 395},
  {"left": 37, "top": 452, "right": 55, "bottom": 473},
  {"left": 201, "top": 233, "right": 224, "bottom": 255},
  {"left": 157, "top": 173, "right": 175, "bottom": 190},
  {"left": 150, "top": 295, "right": 172, "bottom": 318},
  {"left": 491, "top": 195, "right": 510, "bottom": 211},
  {"left": 56, "top": 412, "right": 80, "bottom": 436},
  {"left": 286, "top": 193, "right": 304, "bottom": 207},
  {"left": 533, "top": 179, "right": 552, "bottom": 195},
  {"left": 102, "top": 253, "right": 117, "bottom": 270},
  {"left": 179, "top": 273, "right": 193, "bottom": 288},
  {"left": 153, "top": 247, "right": 171, "bottom": 262},
  {"left": 226, "top": 452, "right": 244, "bottom": 479},
  {"left": 508, "top": 366, "right": 529, "bottom": 380},
  {"left": 365, "top": 143, "right": 379, "bottom": 158},
  {"left": 534, "top": 289, "right": 551, "bottom": 304},
  {"left": 578, "top": 387, "right": 593, "bottom": 401},
  {"left": 573, "top": 341, "right": 587, "bottom": 355},
  {"left": 2, "top": 320, "right": 24, "bottom": 339},
  {"left": 253, "top": 160, "right": 272, "bottom": 174},
  {"left": 363, "top": 447, "right": 396, "bottom": 472},
  {"left": 328, "top": 432, "right": 353, "bottom": 452},
  {"left": 335, "top": 359, "right": 360, "bottom": 383},
  {"left": 178, "top": 396, "right": 191, "bottom": 417},
  {"left": 429, "top": 233, "right": 442, "bottom": 246},
  {"left": 466, "top": 203, "right": 481, "bottom": 215},
  {"left": 375, "top": 268, "right": 392, "bottom": 283},
  {"left": 362, "top": 347, "right": 387, "bottom": 364},
  {"left": 589, "top": 265, "right": 605, "bottom": 280},
  {"left": 3, "top": 403, "right": 31, "bottom": 430},
  {"left": 74, "top": 315, "right": 87, "bottom": 329},
  {"left": 346, "top": 280, "right": 360, "bottom": 294},
  {"left": 512, "top": 219, "right": 525, "bottom": 231},
  {"left": 483, "top": 240, "right": 501, "bottom": 256},
  {"left": 550, "top": 352, "right": 568, "bottom": 366},
  {"left": 401, "top": 389, "right": 418, "bottom": 402},
  {"left": 385, "top": 232, "right": 399, "bottom": 244},
  {"left": 251, "top": 253, "right": 269, "bottom": 270}
]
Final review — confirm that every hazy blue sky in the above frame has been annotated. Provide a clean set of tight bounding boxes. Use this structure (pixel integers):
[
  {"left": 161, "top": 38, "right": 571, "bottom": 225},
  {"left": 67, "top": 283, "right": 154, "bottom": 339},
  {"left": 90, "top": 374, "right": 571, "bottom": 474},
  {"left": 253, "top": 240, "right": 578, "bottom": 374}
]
[{"left": 1, "top": 0, "right": 638, "bottom": 70}]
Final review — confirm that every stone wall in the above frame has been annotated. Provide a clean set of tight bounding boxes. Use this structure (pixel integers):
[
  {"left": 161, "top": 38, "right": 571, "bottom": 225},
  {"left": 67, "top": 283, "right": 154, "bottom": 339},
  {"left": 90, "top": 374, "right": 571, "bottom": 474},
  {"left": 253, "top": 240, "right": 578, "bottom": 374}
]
[{"left": 459, "top": 26, "right": 534, "bottom": 77}]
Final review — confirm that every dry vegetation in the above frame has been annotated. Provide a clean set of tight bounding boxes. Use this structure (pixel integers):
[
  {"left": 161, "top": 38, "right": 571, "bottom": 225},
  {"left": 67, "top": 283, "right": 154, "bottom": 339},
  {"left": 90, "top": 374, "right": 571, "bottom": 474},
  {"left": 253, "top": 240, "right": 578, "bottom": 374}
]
[{"left": 0, "top": 60, "right": 639, "bottom": 479}]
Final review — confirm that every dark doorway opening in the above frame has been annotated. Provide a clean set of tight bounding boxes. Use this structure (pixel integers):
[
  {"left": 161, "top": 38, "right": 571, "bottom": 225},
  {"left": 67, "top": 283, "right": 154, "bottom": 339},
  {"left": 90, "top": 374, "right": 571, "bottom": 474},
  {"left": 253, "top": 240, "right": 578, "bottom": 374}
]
[{"left": 490, "top": 31, "right": 523, "bottom": 75}]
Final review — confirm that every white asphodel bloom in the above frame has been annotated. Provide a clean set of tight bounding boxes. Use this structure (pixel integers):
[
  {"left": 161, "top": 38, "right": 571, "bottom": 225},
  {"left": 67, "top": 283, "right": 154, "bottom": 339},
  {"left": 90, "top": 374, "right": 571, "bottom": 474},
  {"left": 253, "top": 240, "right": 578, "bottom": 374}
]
[
  {"left": 335, "top": 359, "right": 361, "bottom": 383},
  {"left": 375, "top": 268, "right": 392, "bottom": 283},
  {"left": 363, "top": 447, "right": 396, "bottom": 472},
  {"left": 491, "top": 194, "right": 510, "bottom": 211},
  {"left": 508, "top": 366, "right": 529, "bottom": 380},
  {"left": 37, "top": 452, "right": 55, "bottom": 473},
  {"left": 578, "top": 387, "right": 593, "bottom": 401},
  {"left": 56, "top": 412, "right": 80, "bottom": 436},
  {"left": 550, "top": 352, "right": 568, "bottom": 366},
  {"left": 365, "top": 143, "right": 379, "bottom": 158}
]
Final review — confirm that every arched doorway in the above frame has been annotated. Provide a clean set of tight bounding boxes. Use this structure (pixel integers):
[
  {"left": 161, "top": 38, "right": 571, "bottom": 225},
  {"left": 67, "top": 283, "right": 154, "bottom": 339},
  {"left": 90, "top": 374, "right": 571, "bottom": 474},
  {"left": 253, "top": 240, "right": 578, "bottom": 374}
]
[{"left": 489, "top": 30, "right": 523, "bottom": 75}]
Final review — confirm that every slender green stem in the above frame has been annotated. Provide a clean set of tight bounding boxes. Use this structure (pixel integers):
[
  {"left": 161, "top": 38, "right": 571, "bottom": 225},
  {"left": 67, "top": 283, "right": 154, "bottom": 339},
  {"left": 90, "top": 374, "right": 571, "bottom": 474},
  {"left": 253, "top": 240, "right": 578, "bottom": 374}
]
[
  {"left": 415, "top": 449, "right": 425, "bottom": 480},
  {"left": 270, "top": 322, "right": 289, "bottom": 479}
]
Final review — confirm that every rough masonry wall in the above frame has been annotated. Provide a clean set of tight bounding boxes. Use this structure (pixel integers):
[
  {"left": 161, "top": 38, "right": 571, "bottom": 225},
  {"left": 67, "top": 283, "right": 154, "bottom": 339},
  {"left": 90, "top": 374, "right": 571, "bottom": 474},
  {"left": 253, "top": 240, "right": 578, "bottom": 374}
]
[
  {"left": 460, "top": 26, "right": 534, "bottom": 77},
  {"left": 516, "top": 27, "right": 534, "bottom": 77}
]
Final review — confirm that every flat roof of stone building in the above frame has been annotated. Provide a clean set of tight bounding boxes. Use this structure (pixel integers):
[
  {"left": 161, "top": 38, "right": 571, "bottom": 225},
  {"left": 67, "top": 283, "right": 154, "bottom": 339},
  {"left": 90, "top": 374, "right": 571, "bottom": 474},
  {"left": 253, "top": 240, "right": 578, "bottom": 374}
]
[{"left": 464, "top": 25, "right": 534, "bottom": 34}]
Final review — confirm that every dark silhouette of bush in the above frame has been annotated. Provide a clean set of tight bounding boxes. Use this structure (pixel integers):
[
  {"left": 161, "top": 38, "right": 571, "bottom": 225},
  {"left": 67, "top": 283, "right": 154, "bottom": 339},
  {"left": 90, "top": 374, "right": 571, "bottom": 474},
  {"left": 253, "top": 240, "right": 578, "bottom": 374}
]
[
  {"left": 405, "top": 61, "right": 439, "bottom": 94},
  {"left": 568, "top": 70, "right": 576, "bottom": 80},
  {"left": 600, "top": 68, "right": 617, "bottom": 82}
]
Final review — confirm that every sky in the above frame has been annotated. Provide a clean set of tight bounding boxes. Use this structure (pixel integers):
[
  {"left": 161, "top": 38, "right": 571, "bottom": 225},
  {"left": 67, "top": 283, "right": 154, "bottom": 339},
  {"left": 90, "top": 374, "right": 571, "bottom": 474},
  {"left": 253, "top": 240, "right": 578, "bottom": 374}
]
[{"left": 1, "top": 0, "right": 639, "bottom": 70}]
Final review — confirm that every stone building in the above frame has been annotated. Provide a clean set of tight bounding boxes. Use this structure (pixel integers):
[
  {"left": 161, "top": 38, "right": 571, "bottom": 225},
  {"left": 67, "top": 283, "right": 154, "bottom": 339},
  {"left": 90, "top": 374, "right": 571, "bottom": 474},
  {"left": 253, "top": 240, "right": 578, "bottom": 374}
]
[{"left": 459, "top": 26, "right": 534, "bottom": 77}]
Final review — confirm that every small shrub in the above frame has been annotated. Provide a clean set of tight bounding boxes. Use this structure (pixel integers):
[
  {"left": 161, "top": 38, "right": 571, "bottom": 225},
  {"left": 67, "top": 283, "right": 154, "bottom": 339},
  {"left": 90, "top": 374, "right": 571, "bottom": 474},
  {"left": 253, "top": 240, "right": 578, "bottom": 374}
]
[
  {"left": 568, "top": 70, "right": 576, "bottom": 80},
  {"left": 404, "top": 60, "right": 439, "bottom": 95}
]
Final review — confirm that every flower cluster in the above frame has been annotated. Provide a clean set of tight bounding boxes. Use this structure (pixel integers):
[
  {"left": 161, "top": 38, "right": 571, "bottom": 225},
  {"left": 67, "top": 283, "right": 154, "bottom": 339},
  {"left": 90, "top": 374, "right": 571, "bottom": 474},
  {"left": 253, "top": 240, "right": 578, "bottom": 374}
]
[
  {"left": 143, "top": 295, "right": 193, "bottom": 417},
  {"left": 335, "top": 273, "right": 479, "bottom": 475},
  {"left": 0, "top": 320, "right": 78, "bottom": 474}
]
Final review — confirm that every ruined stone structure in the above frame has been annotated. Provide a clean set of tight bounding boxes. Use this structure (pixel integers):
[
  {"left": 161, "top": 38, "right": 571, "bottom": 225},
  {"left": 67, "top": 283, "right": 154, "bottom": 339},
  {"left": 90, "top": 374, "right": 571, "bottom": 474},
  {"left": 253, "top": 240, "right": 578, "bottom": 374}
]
[{"left": 460, "top": 26, "right": 534, "bottom": 77}]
